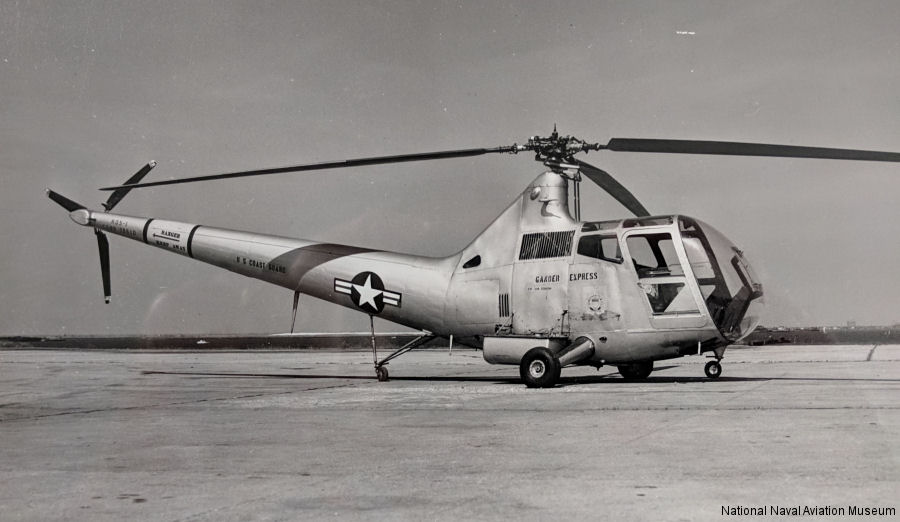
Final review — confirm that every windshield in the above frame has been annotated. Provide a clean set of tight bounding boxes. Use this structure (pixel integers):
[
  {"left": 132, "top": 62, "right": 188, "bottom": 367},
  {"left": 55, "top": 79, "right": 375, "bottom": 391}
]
[{"left": 679, "top": 217, "right": 764, "bottom": 341}]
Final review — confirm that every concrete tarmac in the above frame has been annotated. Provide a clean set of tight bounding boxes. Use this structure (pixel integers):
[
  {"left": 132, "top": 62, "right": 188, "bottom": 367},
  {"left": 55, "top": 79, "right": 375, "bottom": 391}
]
[{"left": 1, "top": 345, "right": 898, "bottom": 521}]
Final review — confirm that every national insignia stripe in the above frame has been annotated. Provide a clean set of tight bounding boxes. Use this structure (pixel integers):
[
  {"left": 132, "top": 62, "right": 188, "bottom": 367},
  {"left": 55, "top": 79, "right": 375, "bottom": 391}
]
[
  {"left": 382, "top": 290, "right": 401, "bottom": 306},
  {"left": 334, "top": 279, "right": 353, "bottom": 295}
]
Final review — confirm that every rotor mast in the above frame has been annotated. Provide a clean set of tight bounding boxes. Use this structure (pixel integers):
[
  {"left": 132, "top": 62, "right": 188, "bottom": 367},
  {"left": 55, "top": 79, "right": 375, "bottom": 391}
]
[{"left": 520, "top": 126, "right": 603, "bottom": 221}]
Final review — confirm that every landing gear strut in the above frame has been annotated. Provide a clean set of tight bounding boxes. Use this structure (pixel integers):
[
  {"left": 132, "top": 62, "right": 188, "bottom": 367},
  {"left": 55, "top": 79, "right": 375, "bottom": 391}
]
[
  {"left": 368, "top": 312, "right": 435, "bottom": 382},
  {"left": 704, "top": 360, "right": 722, "bottom": 379}
]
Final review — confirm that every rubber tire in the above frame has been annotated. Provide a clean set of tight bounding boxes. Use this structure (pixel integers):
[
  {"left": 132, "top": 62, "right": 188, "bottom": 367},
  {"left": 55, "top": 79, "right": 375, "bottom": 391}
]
[
  {"left": 520, "top": 347, "right": 561, "bottom": 388},
  {"left": 704, "top": 360, "right": 722, "bottom": 379},
  {"left": 376, "top": 366, "right": 389, "bottom": 382},
  {"left": 618, "top": 361, "right": 654, "bottom": 380}
]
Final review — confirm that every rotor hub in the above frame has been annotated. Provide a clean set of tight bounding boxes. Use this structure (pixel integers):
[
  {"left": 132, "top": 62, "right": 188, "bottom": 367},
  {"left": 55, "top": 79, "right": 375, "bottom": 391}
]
[{"left": 523, "top": 127, "right": 601, "bottom": 168}]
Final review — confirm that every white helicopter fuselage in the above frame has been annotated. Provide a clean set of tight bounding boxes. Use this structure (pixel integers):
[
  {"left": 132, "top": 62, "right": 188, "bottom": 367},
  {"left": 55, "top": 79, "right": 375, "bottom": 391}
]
[
  {"left": 51, "top": 130, "right": 900, "bottom": 386},
  {"left": 68, "top": 171, "right": 763, "bottom": 369}
]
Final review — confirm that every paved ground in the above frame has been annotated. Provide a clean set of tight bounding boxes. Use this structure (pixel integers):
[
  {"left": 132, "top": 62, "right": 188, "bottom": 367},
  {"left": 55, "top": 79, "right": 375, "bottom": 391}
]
[{"left": 0, "top": 345, "right": 897, "bottom": 521}]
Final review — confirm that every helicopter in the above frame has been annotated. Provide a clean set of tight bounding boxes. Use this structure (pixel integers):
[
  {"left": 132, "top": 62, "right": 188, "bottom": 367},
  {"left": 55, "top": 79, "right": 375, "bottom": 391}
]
[{"left": 47, "top": 128, "right": 900, "bottom": 387}]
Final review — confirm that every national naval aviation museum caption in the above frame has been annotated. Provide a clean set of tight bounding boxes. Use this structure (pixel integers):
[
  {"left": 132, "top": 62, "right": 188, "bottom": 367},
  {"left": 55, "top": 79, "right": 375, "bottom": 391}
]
[{"left": 722, "top": 504, "right": 895, "bottom": 517}]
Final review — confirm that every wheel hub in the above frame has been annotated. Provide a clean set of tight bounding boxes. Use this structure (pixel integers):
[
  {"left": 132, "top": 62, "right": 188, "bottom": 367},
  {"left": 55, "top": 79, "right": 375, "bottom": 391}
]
[{"left": 529, "top": 360, "right": 546, "bottom": 378}]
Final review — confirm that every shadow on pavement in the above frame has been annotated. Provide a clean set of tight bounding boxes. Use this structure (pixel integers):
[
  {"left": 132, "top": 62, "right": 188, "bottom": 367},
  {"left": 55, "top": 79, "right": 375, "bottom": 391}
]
[{"left": 143, "top": 369, "right": 900, "bottom": 385}]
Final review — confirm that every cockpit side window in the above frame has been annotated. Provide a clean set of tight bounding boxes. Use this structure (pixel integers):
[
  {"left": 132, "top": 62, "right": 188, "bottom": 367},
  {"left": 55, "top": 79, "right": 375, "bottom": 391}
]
[
  {"left": 625, "top": 233, "right": 684, "bottom": 277},
  {"left": 626, "top": 231, "right": 697, "bottom": 315},
  {"left": 576, "top": 234, "right": 622, "bottom": 263}
]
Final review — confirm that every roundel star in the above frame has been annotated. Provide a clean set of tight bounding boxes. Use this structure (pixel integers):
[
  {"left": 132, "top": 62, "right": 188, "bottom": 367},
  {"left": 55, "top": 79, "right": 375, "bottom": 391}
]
[{"left": 352, "top": 274, "right": 382, "bottom": 310}]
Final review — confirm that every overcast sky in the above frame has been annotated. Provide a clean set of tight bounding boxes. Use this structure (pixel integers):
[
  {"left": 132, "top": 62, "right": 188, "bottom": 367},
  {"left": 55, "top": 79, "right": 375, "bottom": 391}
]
[{"left": 2, "top": 1, "right": 899, "bottom": 335}]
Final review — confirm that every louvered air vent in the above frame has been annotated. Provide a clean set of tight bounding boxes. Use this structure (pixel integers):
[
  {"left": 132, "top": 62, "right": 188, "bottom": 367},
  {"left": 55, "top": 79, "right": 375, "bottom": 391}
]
[
  {"left": 498, "top": 293, "right": 510, "bottom": 317},
  {"left": 518, "top": 230, "right": 576, "bottom": 260}
]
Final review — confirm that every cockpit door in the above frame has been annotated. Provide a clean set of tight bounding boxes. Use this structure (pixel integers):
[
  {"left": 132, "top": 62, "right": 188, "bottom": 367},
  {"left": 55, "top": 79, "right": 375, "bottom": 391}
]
[{"left": 622, "top": 229, "right": 709, "bottom": 329}]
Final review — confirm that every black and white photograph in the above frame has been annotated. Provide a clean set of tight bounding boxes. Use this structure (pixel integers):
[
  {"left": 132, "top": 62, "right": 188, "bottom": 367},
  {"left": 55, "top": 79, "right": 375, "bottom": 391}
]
[{"left": 1, "top": 1, "right": 898, "bottom": 519}]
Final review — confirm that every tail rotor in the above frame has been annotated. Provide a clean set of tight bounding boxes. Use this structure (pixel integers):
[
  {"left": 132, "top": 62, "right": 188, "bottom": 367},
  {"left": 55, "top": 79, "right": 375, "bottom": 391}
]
[{"left": 47, "top": 161, "right": 156, "bottom": 303}]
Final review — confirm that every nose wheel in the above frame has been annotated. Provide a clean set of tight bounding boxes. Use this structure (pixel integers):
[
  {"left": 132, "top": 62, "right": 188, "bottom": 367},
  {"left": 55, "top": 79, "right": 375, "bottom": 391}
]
[{"left": 704, "top": 360, "right": 722, "bottom": 379}]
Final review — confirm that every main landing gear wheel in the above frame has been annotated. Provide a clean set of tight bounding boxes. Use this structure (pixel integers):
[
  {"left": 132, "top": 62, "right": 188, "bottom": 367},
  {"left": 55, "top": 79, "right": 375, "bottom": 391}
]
[
  {"left": 520, "top": 347, "right": 561, "bottom": 388},
  {"left": 704, "top": 360, "right": 722, "bottom": 379},
  {"left": 618, "top": 361, "right": 653, "bottom": 380},
  {"left": 376, "top": 366, "right": 389, "bottom": 382}
]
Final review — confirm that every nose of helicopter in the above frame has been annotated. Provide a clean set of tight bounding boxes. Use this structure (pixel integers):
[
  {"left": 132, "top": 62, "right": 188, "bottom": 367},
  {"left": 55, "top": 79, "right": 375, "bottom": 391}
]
[{"left": 679, "top": 217, "right": 764, "bottom": 341}]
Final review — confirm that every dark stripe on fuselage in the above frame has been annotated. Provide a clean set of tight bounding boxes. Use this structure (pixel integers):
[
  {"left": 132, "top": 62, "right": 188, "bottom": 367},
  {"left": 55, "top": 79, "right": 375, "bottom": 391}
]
[
  {"left": 142, "top": 218, "right": 154, "bottom": 244},
  {"left": 186, "top": 225, "right": 201, "bottom": 258},
  {"left": 268, "top": 243, "right": 379, "bottom": 290}
]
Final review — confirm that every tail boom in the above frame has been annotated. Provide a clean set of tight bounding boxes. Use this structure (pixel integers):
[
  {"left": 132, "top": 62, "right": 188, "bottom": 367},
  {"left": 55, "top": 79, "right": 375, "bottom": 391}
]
[{"left": 79, "top": 210, "right": 456, "bottom": 333}]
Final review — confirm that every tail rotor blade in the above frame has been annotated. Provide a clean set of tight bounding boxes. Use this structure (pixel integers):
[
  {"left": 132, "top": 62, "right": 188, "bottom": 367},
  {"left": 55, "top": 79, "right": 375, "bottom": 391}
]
[
  {"left": 102, "top": 161, "right": 157, "bottom": 211},
  {"left": 576, "top": 159, "right": 650, "bottom": 217},
  {"left": 47, "top": 189, "right": 86, "bottom": 212},
  {"left": 95, "top": 230, "right": 111, "bottom": 303}
]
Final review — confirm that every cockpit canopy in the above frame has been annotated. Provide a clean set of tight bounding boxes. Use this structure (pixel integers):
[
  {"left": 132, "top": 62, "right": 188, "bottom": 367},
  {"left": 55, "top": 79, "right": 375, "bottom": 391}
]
[
  {"left": 679, "top": 216, "right": 763, "bottom": 340},
  {"left": 579, "top": 215, "right": 764, "bottom": 341}
]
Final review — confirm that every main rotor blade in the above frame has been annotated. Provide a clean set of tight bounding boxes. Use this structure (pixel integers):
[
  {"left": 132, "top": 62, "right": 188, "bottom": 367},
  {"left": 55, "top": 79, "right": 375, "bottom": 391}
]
[
  {"left": 99, "top": 146, "right": 518, "bottom": 191},
  {"left": 604, "top": 139, "right": 900, "bottom": 162},
  {"left": 575, "top": 159, "right": 650, "bottom": 217}
]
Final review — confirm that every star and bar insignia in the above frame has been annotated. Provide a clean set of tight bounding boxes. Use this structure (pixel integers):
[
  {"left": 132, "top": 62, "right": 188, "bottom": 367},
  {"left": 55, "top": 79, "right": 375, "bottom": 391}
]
[{"left": 334, "top": 271, "right": 401, "bottom": 314}]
